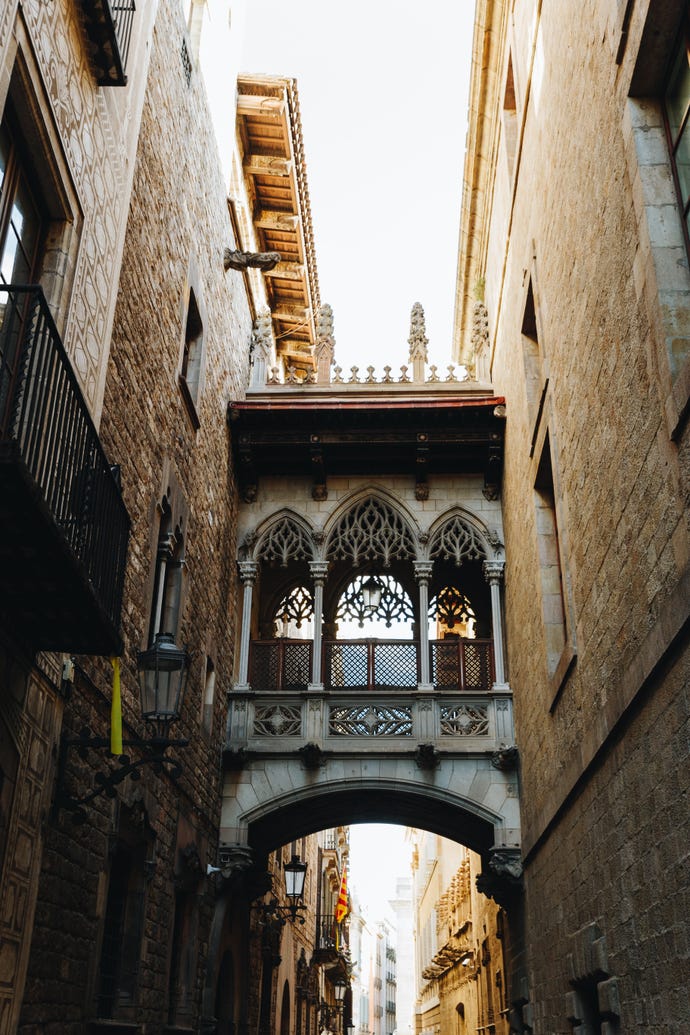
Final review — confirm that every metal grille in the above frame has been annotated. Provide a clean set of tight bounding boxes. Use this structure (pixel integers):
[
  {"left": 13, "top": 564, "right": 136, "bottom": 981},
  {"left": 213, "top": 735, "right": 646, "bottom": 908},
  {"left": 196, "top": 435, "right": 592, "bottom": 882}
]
[
  {"left": 111, "top": 0, "right": 136, "bottom": 70},
  {"left": 249, "top": 640, "right": 312, "bottom": 690},
  {"left": 254, "top": 704, "right": 302, "bottom": 737},
  {"left": 283, "top": 641, "right": 312, "bottom": 689},
  {"left": 431, "top": 639, "right": 493, "bottom": 691},
  {"left": 0, "top": 286, "right": 129, "bottom": 630},
  {"left": 250, "top": 642, "right": 280, "bottom": 690},
  {"left": 440, "top": 704, "right": 489, "bottom": 736},
  {"left": 329, "top": 704, "right": 413, "bottom": 736},
  {"left": 432, "top": 640, "right": 461, "bottom": 688},
  {"left": 463, "top": 640, "right": 493, "bottom": 690},
  {"left": 373, "top": 641, "right": 417, "bottom": 687},
  {"left": 325, "top": 641, "right": 368, "bottom": 689}
]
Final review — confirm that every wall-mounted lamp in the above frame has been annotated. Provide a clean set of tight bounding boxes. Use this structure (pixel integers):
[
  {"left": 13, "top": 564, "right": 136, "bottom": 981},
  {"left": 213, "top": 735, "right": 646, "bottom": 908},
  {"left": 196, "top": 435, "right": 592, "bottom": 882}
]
[
  {"left": 54, "top": 634, "right": 190, "bottom": 823},
  {"left": 255, "top": 855, "right": 308, "bottom": 925}
]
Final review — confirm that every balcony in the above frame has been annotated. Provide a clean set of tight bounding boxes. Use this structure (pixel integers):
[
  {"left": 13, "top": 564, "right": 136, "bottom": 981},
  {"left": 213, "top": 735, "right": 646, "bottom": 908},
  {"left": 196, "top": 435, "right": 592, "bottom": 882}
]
[
  {"left": 0, "top": 286, "right": 130, "bottom": 655},
  {"left": 313, "top": 913, "right": 348, "bottom": 963},
  {"left": 250, "top": 637, "right": 495, "bottom": 693},
  {"left": 79, "top": 0, "right": 135, "bottom": 86}
]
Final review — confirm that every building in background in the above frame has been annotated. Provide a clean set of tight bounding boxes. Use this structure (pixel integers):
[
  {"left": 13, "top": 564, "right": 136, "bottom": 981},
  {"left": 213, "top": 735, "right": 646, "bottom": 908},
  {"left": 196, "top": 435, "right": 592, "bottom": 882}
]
[
  {"left": 455, "top": 0, "right": 690, "bottom": 1030},
  {"left": 410, "top": 831, "right": 507, "bottom": 1035},
  {"left": 389, "top": 877, "right": 414, "bottom": 1035}
]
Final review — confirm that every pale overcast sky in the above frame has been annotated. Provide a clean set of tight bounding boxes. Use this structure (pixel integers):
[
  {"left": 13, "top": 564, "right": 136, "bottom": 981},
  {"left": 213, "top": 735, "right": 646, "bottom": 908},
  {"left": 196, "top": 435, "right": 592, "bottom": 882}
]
[{"left": 240, "top": 1, "right": 475, "bottom": 372}]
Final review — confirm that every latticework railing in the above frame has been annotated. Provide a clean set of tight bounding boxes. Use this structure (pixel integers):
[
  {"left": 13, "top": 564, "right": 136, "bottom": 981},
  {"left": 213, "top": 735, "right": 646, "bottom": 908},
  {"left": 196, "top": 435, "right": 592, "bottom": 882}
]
[
  {"left": 249, "top": 639, "right": 313, "bottom": 691},
  {"left": 247, "top": 638, "right": 494, "bottom": 692}
]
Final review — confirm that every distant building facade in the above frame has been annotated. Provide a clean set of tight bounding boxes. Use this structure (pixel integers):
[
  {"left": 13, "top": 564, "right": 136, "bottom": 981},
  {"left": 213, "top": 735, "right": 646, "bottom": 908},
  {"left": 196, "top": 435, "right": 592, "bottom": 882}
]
[{"left": 410, "top": 831, "right": 507, "bottom": 1035}]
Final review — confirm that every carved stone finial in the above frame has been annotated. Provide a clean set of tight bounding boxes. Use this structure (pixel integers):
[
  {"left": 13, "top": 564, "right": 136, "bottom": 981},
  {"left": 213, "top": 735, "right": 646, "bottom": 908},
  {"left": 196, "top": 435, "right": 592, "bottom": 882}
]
[
  {"left": 408, "top": 302, "right": 428, "bottom": 381},
  {"left": 249, "top": 307, "right": 274, "bottom": 388},
  {"left": 315, "top": 303, "right": 335, "bottom": 384},
  {"left": 224, "top": 248, "right": 281, "bottom": 272},
  {"left": 469, "top": 297, "right": 490, "bottom": 381}
]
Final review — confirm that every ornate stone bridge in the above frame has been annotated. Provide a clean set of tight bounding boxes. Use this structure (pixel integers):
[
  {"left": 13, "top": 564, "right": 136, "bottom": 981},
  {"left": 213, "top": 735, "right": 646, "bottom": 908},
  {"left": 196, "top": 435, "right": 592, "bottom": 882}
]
[{"left": 219, "top": 305, "right": 521, "bottom": 893}]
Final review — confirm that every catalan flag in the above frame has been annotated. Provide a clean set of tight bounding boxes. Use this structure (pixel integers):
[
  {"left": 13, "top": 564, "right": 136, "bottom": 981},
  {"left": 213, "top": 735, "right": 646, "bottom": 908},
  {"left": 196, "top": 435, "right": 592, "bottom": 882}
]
[
  {"left": 110, "top": 657, "right": 123, "bottom": 756},
  {"left": 335, "top": 865, "right": 349, "bottom": 923}
]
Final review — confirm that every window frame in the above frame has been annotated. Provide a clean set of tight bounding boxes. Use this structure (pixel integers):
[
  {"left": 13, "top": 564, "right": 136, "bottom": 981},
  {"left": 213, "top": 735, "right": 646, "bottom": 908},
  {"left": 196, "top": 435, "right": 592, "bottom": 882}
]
[{"left": 663, "top": 14, "right": 690, "bottom": 259}]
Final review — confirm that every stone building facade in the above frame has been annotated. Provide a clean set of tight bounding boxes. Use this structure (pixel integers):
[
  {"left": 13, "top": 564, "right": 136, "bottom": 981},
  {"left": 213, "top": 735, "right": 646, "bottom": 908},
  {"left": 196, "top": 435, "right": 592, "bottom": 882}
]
[
  {"left": 0, "top": 0, "right": 263, "bottom": 1031},
  {"left": 456, "top": 0, "right": 690, "bottom": 1030},
  {"left": 410, "top": 832, "right": 508, "bottom": 1035}
]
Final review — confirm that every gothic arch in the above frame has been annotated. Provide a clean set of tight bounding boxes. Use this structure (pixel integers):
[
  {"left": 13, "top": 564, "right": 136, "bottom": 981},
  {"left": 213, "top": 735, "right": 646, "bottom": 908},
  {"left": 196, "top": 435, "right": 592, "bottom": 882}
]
[
  {"left": 323, "top": 487, "right": 420, "bottom": 566},
  {"left": 426, "top": 508, "right": 495, "bottom": 566},
  {"left": 245, "top": 510, "right": 316, "bottom": 566},
  {"left": 238, "top": 775, "right": 512, "bottom": 862}
]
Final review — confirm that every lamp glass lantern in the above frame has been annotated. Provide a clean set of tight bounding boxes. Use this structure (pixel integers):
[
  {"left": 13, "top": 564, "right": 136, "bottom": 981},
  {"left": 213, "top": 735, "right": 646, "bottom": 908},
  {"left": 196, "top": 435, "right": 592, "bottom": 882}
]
[
  {"left": 137, "top": 632, "right": 190, "bottom": 738},
  {"left": 361, "top": 575, "right": 383, "bottom": 612},
  {"left": 333, "top": 978, "right": 347, "bottom": 1004},
  {"left": 284, "top": 854, "right": 308, "bottom": 902}
]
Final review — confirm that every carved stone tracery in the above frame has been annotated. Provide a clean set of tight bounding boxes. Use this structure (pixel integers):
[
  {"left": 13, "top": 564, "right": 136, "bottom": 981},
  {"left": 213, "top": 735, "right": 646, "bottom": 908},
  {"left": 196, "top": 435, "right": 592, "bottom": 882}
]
[
  {"left": 255, "top": 516, "right": 314, "bottom": 567},
  {"left": 326, "top": 497, "right": 415, "bottom": 568},
  {"left": 429, "top": 515, "right": 488, "bottom": 566}
]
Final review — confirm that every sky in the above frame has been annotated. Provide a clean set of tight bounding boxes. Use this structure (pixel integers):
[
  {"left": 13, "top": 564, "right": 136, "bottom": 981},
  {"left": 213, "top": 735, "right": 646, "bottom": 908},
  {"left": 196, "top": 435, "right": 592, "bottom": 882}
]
[
  {"left": 348, "top": 823, "right": 411, "bottom": 920},
  {"left": 240, "top": 1, "right": 476, "bottom": 372}
]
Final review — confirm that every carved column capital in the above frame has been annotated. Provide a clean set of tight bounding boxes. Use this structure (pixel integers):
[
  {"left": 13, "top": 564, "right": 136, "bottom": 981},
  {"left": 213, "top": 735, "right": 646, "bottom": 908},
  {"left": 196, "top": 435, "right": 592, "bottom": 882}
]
[
  {"left": 413, "top": 560, "right": 434, "bottom": 584},
  {"left": 238, "top": 560, "right": 260, "bottom": 585},
  {"left": 483, "top": 559, "right": 505, "bottom": 584},
  {"left": 309, "top": 561, "right": 329, "bottom": 584}
]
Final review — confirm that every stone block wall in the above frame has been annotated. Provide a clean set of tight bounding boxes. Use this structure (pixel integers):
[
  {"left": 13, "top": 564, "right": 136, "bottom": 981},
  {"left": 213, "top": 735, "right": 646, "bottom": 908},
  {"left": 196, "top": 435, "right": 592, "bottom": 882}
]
[
  {"left": 470, "top": 0, "right": 690, "bottom": 1029},
  {"left": 18, "top": 0, "right": 253, "bottom": 1026}
]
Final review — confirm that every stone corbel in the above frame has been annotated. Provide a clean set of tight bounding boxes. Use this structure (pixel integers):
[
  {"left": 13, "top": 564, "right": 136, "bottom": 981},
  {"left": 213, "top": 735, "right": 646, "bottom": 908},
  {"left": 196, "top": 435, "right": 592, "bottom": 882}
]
[{"left": 476, "top": 846, "right": 523, "bottom": 905}]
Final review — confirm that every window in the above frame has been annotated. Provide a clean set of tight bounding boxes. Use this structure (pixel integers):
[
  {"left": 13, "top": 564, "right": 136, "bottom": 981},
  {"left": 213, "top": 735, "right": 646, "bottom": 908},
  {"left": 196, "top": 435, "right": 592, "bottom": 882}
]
[
  {"left": 521, "top": 278, "right": 547, "bottom": 450},
  {"left": 148, "top": 497, "right": 185, "bottom": 645},
  {"left": 502, "top": 53, "right": 518, "bottom": 179},
  {"left": 664, "top": 16, "right": 690, "bottom": 252},
  {"left": 0, "top": 108, "right": 45, "bottom": 286},
  {"left": 96, "top": 805, "right": 152, "bottom": 1020},
  {"left": 201, "top": 655, "right": 215, "bottom": 734},
  {"left": 534, "top": 436, "right": 566, "bottom": 676},
  {"left": 179, "top": 287, "right": 203, "bottom": 428}
]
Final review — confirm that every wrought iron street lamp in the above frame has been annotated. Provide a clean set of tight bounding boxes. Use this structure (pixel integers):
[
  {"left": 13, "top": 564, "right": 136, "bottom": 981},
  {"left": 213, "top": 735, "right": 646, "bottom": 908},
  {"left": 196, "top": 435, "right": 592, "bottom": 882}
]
[
  {"left": 255, "top": 856, "right": 308, "bottom": 925},
  {"left": 137, "top": 632, "right": 190, "bottom": 738},
  {"left": 54, "top": 639, "right": 190, "bottom": 823},
  {"left": 333, "top": 979, "right": 347, "bottom": 1004}
]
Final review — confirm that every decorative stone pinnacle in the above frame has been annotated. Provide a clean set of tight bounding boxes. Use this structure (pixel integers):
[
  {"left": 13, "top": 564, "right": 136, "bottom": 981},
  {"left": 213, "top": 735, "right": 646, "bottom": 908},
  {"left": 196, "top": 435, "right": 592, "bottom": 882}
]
[
  {"left": 408, "top": 302, "right": 429, "bottom": 381},
  {"left": 249, "top": 307, "right": 274, "bottom": 388},
  {"left": 315, "top": 303, "right": 335, "bottom": 383}
]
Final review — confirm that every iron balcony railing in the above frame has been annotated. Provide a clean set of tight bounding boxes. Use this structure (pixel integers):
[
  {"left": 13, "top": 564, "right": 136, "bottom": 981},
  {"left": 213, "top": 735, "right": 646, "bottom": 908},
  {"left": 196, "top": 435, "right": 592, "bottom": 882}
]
[
  {"left": 79, "top": 0, "right": 135, "bottom": 86},
  {"left": 315, "top": 913, "right": 349, "bottom": 954},
  {"left": 0, "top": 285, "right": 130, "bottom": 636},
  {"left": 249, "top": 637, "right": 494, "bottom": 692}
]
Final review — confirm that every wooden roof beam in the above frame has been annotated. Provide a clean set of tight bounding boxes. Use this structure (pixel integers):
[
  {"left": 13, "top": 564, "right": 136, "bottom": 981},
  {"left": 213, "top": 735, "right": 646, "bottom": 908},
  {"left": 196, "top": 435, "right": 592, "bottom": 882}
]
[
  {"left": 263, "top": 262, "right": 305, "bottom": 281},
  {"left": 243, "top": 155, "right": 292, "bottom": 177},
  {"left": 255, "top": 209, "right": 299, "bottom": 231},
  {"left": 236, "top": 95, "right": 286, "bottom": 118}
]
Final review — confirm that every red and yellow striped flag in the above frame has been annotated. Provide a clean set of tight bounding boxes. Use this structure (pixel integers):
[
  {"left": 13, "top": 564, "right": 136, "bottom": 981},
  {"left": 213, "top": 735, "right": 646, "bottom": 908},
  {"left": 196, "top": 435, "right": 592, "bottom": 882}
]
[{"left": 335, "top": 865, "right": 349, "bottom": 923}]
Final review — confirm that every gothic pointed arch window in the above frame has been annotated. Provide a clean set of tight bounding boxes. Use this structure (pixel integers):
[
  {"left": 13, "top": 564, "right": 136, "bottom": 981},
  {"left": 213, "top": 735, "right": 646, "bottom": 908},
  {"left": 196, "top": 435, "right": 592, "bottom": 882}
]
[
  {"left": 255, "top": 515, "right": 314, "bottom": 567},
  {"left": 428, "top": 514, "right": 488, "bottom": 566},
  {"left": 273, "top": 584, "right": 314, "bottom": 638},
  {"left": 326, "top": 496, "right": 415, "bottom": 567}
]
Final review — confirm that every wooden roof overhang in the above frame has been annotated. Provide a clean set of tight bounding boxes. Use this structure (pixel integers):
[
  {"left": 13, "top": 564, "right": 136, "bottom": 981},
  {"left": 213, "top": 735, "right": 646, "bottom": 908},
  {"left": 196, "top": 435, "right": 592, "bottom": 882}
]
[
  {"left": 236, "top": 76, "right": 320, "bottom": 370},
  {"left": 229, "top": 393, "right": 506, "bottom": 502}
]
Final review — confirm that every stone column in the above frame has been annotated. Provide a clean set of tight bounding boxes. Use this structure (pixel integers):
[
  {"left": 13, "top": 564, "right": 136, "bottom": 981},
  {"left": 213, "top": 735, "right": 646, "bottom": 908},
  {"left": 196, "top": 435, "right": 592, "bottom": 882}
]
[
  {"left": 414, "top": 561, "right": 434, "bottom": 690},
  {"left": 483, "top": 559, "right": 508, "bottom": 688},
  {"left": 308, "top": 561, "right": 329, "bottom": 691},
  {"left": 235, "top": 561, "right": 259, "bottom": 690}
]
